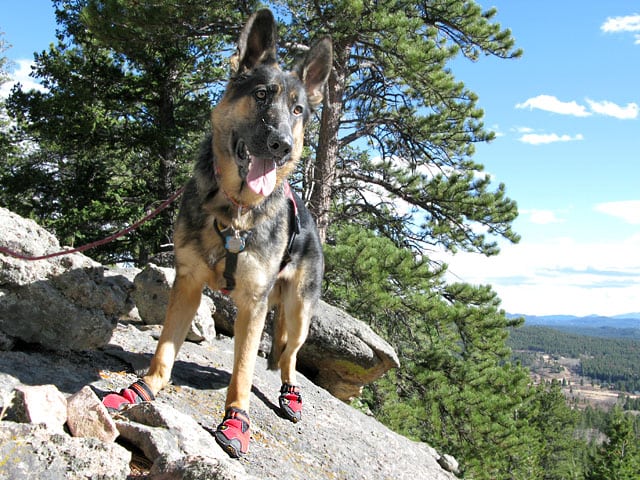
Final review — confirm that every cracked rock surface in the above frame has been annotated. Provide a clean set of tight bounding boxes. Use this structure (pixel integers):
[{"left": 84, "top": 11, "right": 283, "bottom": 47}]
[{"left": 0, "top": 323, "right": 457, "bottom": 479}]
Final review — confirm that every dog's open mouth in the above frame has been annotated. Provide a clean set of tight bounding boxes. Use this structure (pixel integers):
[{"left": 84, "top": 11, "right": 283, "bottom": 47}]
[{"left": 236, "top": 140, "right": 277, "bottom": 197}]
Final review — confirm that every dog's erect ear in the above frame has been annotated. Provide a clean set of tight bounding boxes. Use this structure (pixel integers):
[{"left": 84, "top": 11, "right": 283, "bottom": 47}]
[
  {"left": 230, "top": 9, "right": 278, "bottom": 77},
  {"left": 297, "top": 37, "right": 333, "bottom": 109}
]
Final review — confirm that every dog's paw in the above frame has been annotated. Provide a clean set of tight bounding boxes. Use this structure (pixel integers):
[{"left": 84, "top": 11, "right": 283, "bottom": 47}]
[
  {"left": 102, "top": 379, "right": 155, "bottom": 412},
  {"left": 279, "top": 384, "right": 302, "bottom": 423},
  {"left": 214, "top": 407, "right": 251, "bottom": 458}
]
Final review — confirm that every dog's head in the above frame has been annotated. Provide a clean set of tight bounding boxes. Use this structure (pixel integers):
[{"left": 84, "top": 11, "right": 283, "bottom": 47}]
[{"left": 211, "top": 9, "right": 332, "bottom": 206}]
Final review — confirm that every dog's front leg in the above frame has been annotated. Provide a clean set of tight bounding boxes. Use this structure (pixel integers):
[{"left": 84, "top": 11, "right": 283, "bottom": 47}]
[
  {"left": 142, "top": 270, "right": 206, "bottom": 395},
  {"left": 102, "top": 268, "right": 205, "bottom": 411},
  {"left": 225, "top": 299, "right": 268, "bottom": 411},
  {"left": 213, "top": 290, "right": 268, "bottom": 458}
]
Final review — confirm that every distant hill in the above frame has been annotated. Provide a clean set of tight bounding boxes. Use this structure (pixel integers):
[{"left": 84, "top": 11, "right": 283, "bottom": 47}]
[{"left": 506, "top": 313, "right": 640, "bottom": 340}]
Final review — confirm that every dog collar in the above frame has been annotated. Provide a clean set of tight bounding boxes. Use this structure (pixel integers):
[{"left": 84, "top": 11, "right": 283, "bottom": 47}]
[{"left": 221, "top": 187, "right": 255, "bottom": 213}]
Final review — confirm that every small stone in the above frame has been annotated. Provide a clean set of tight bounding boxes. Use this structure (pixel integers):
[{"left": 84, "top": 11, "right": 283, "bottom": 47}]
[
  {"left": 66, "top": 386, "right": 119, "bottom": 443},
  {"left": 12, "top": 384, "right": 67, "bottom": 433},
  {"left": 438, "top": 453, "right": 460, "bottom": 474},
  {"left": 149, "top": 454, "right": 255, "bottom": 480},
  {"left": 115, "top": 402, "right": 229, "bottom": 462}
]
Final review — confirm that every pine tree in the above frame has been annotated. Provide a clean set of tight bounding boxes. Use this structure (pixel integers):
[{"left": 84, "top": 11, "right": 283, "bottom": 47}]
[
  {"left": 276, "top": 0, "right": 521, "bottom": 254},
  {"left": 588, "top": 407, "right": 640, "bottom": 480},
  {"left": 4, "top": 1, "right": 521, "bottom": 263},
  {"left": 324, "top": 223, "right": 543, "bottom": 479},
  {"left": 3, "top": 0, "right": 255, "bottom": 263},
  {"left": 527, "top": 382, "right": 585, "bottom": 480}
]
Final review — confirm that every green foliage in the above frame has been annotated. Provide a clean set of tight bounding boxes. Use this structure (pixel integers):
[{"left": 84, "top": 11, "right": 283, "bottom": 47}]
[
  {"left": 325, "top": 220, "right": 640, "bottom": 479},
  {"left": 2, "top": 0, "right": 254, "bottom": 264},
  {"left": 324, "top": 222, "right": 560, "bottom": 479},
  {"left": 323, "top": 222, "right": 445, "bottom": 340},
  {"left": 3, "top": 0, "right": 521, "bottom": 264},
  {"left": 587, "top": 407, "right": 640, "bottom": 480},
  {"left": 278, "top": 0, "right": 521, "bottom": 254},
  {"left": 527, "top": 382, "right": 586, "bottom": 480}
]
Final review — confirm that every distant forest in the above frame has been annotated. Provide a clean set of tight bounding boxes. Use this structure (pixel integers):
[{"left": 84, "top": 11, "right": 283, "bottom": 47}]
[{"left": 508, "top": 325, "right": 640, "bottom": 393}]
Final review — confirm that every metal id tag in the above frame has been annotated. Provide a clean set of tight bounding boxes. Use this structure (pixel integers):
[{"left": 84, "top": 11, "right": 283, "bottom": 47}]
[{"left": 225, "top": 234, "right": 245, "bottom": 253}]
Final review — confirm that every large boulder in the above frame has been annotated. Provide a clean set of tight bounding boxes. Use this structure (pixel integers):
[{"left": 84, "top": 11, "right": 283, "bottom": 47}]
[
  {"left": 0, "top": 208, "right": 130, "bottom": 350},
  {"left": 0, "top": 422, "right": 131, "bottom": 480},
  {"left": 300, "top": 301, "right": 400, "bottom": 400},
  {"left": 0, "top": 323, "right": 459, "bottom": 480}
]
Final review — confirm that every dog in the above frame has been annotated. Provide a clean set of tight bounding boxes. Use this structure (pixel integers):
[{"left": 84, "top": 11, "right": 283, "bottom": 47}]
[{"left": 103, "top": 9, "right": 332, "bottom": 458}]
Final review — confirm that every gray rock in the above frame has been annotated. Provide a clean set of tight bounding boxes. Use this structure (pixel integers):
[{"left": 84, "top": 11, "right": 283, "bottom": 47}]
[
  {"left": 12, "top": 384, "right": 67, "bottom": 433},
  {"left": 300, "top": 300, "right": 400, "bottom": 400},
  {"left": 438, "top": 453, "right": 460, "bottom": 474},
  {"left": 150, "top": 454, "right": 258, "bottom": 480},
  {"left": 102, "top": 324, "right": 457, "bottom": 480},
  {"left": 115, "top": 402, "right": 251, "bottom": 477},
  {"left": 0, "top": 207, "right": 127, "bottom": 350},
  {"left": 209, "top": 290, "right": 236, "bottom": 336},
  {"left": 116, "top": 401, "right": 228, "bottom": 462},
  {"left": 0, "top": 331, "right": 16, "bottom": 351},
  {"left": 0, "top": 322, "right": 459, "bottom": 480},
  {"left": 132, "top": 263, "right": 216, "bottom": 342},
  {"left": 66, "top": 386, "right": 119, "bottom": 443},
  {"left": 0, "top": 422, "right": 131, "bottom": 480},
  {"left": 102, "top": 266, "right": 141, "bottom": 321}
]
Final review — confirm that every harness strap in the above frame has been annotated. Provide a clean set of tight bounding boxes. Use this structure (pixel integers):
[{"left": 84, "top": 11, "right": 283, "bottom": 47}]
[
  {"left": 215, "top": 182, "right": 300, "bottom": 295},
  {"left": 280, "top": 182, "right": 300, "bottom": 270}
]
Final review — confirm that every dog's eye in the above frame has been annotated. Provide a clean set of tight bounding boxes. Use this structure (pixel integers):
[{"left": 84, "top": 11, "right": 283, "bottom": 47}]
[
  {"left": 254, "top": 88, "right": 267, "bottom": 101},
  {"left": 293, "top": 105, "right": 304, "bottom": 115}
]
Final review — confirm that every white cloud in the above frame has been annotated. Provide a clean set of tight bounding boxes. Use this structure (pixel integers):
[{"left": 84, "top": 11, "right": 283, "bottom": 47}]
[
  {"left": 522, "top": 209, "right": 565, "bottom": 225},
  {"left": 601, "top": 15, "right": 640, "bottom": 44},
  {"left": 595, "top": 200, "right": 640, "bottom": 224},
  {"left": 0, "top": 59, "right": 46, "bottom": 99},
  {"left": 518, "top": 132, "right": 583, "bottom": 145},
  {"left": 516, "top": 95, "right": 591, "bottom": 117},
  {"left": 516, "top": 95, "right": 639, "bottom": 120},
  {"left": 601, "top": 14, "right": 640, "bottom": 33},
  {"left": 437, "top": 234, "right": 640, "bottom": 316},
  {"left": 586, "top": 99, "right": 639, "bottom": 119}
]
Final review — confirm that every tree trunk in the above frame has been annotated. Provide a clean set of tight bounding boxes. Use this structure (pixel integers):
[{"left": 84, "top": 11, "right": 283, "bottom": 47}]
[{"left": 310, "top": 43, "right": 349, "bottom": 244}]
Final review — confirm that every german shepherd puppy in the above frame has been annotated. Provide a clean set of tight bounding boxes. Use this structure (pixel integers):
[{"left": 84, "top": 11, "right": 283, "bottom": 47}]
[{"left": 103, "top": 10, "right": 332, "bottom": 458}]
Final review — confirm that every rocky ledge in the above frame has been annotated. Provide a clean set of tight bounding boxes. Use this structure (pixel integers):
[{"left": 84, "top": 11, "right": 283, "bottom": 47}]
[{"left": 0, "top": 207, "right": 459, "bottom": 479}]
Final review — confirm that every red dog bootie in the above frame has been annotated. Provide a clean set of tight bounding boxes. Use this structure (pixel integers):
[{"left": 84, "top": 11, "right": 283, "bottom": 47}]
[
  {"left": 102, "top": 379, "right": 155, "bottom": 412},
  {"left": 214, "top": 407, "right": 251, "bottom": 458},
  {"left": 279, "top": 384, "right": 302, "bottom": 423}
]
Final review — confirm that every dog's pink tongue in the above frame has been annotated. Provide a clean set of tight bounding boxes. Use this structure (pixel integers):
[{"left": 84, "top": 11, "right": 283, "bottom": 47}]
[{"left": 246, "top": 157, "right": 277, "bottom": 196}]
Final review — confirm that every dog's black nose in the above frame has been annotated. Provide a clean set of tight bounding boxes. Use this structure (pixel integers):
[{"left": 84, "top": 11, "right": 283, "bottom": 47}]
[{"left": 267, "top": 130, "right": 293, "bottom": 159}]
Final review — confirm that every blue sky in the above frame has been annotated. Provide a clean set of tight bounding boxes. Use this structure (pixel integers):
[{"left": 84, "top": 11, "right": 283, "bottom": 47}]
[{"left": 2, "top": 2, "right": 639, "bottom": 316}]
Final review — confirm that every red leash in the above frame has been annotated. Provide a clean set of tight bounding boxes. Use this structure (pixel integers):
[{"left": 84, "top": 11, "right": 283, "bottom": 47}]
[{"left": 0, "top": 186, "right": 186, "bottom": 261}]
